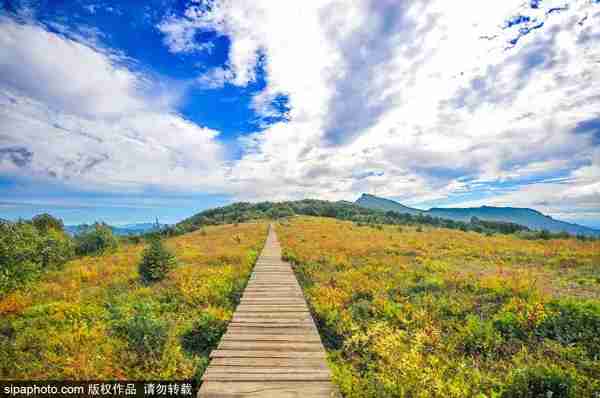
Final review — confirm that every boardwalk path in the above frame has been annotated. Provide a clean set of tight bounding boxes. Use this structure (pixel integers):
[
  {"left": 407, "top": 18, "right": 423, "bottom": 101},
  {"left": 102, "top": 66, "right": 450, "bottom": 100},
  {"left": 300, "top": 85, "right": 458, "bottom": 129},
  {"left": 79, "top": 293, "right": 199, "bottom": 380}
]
[{"left": 199, "top": 225, "right": 339, "bottom": 397}]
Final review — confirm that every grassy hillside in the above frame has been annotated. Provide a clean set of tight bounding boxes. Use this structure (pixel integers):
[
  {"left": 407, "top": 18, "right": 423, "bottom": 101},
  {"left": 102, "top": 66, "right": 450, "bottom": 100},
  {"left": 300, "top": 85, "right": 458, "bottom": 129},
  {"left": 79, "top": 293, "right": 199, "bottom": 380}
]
[
  {"left": 277, "top": 217, "right": 600, "bottom": 397},
  {"left": 0, "top": 222, "right": 268, "bottom": 380}
]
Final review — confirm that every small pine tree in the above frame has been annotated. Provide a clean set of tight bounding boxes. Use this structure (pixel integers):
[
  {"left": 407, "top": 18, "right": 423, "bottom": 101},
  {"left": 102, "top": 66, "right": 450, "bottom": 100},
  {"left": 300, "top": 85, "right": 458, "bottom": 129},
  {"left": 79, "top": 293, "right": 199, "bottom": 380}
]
[{"left": 138, "top": 238, "right": 176, "bottom": 283}]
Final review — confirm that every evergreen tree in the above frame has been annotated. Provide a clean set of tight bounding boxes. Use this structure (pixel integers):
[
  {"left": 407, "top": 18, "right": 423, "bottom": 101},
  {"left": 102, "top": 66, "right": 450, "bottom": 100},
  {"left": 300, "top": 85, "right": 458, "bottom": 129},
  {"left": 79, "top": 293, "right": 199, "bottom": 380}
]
[{"left": 138, "top": 238, "right": 176, "bottom": 283}]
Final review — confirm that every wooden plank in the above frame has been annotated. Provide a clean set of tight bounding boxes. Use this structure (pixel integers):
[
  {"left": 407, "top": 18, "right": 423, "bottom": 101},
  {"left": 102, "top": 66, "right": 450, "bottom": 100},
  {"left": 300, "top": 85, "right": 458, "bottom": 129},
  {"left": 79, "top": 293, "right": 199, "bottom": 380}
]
[
  {"left": 210, "top": 350, "right": 327, "bottom": 359},
  {"left": 204, "top": 367, "right": 330, "bottom": 375},
  {"left": 246, "top": 283, "right": 298, "bottom": 286},
  {"left": 245, "top": 286, "right": 302, "bottom": 295},
  {"left": 209, "top": 357, "right": 328, "bottom": 368},
  {"left": 235, "top": 314, "right": 310, "bottom": 320},
  {"left": 199, "top": 381, "right": 338, "bottom": 397},
  {"left": 242, "top": 290, "right": 302, "bottom": 293},
  {"left": 239, "top": 298, "right": 305, "bottom": 302},
  {"left": 240, "top": 298, "right": 304, "bottom": 307},
  {"left": 225, "top": 326, "right": 316, "bottom": 335},
  {"left": 233, "top": 312, "right": 310, "bottom": 319},
  {"left": 242, "top": 292, "right": 303, "bottom": 296},
  {"left": 233, "top": 309, "right": 311, "bottom": 320},
  {"left": 203, "top": 373, "right": 332, "bottom": 382},
  {"left": 240, "top": 298, "right": 305, "bottom": 302},
  {"left": 218, "top": 341, "right": 325, "bottom": 352},
  {"left": 199, "top": 225, "right": 338, "bottom": 398},
  {"left": 236, "top": 306, "right": 308, "bottom": 312},
  {"left": 228, "top": 322, "right": 314, "bottom": 328},
  {"left": 222, "top": 334, "right": 321, "bottom": 342}
]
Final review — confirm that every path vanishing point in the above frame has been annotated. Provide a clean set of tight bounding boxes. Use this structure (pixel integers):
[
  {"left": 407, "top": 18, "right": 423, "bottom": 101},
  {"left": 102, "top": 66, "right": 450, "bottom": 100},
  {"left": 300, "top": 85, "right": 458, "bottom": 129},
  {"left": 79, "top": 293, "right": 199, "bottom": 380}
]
[{"left": 198, "top": 225, "right": 339, "bottom": 397}]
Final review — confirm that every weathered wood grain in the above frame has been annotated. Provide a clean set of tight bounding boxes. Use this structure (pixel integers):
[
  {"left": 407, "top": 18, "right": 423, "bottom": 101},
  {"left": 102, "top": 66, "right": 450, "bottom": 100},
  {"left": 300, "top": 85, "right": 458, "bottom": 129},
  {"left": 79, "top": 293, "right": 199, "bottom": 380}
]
[
  {"left": 199, "top": 382, "right": 338, "bottom": 398},
  {"left": 198, "top": 225, "right": 339, "bottom": 397}
]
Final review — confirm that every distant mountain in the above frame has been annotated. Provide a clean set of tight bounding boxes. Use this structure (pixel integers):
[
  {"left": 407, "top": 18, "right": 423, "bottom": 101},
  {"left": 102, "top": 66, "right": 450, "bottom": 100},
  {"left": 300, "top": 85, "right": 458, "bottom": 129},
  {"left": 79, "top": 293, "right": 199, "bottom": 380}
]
[
  {"left": 355, "top": 193, "right": 600, "bottom": 237},
  {"left": 356, "top": 194, "right": 423, "bottom": 216},
  {"left": 65, "top": 222, "right": 167, "bottom": 236}
]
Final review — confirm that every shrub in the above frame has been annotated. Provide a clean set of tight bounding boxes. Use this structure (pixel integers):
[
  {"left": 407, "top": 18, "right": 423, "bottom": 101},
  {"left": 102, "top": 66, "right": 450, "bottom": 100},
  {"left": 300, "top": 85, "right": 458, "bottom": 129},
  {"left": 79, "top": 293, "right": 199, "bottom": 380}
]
[
  {"left": 539, "top": 229, "right": 551, "bottom": 240},
  {"left": 112, "top": 303, "right": 168, "bottom": 358},
  {"left": 0, "top": 219, "right": 73, "bottom": 294},
  {"left": 74, "top": 223, "right": 118, "bottom": 256},
  {"left": 494, "top": 311, "right": 527, "bottom": 340},
  {"left": 350, "top": 299, "right": 374, "bottom": 321},
  {"left": 0, "top": 221, "right": 41, "bottom": 271},
  {"left": 138, "top": 238, "right": 176, "bottom": 283},
  {"left": 459, "top": 315, "right": 504, "bottom": 357},
  {"left": 536, "top": 300, "right": 600, "bottom": 358},
  {"left": 502, "top": 366, "right": 576, "bottom": 398},
  {"left": 181, "top": 313, "right": 228, "bottom": 355},
  {"left": 39, "top": 228, "right": 75, "bottom": 268},
  {"left": 408, "top": 275, "right": 444, "bottom": 294},
  {"left": 32, "top": 213, "right": 64, "bottom": 233}
]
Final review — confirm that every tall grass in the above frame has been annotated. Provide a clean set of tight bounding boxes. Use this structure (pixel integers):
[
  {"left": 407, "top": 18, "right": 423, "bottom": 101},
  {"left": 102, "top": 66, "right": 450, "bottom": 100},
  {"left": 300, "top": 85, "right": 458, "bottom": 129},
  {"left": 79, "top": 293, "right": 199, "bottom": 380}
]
[
  {"left": 0, "top": 222, "right": 268, "bottom": 380},
  {"left": 277, "top": 217, "right": 600, "bottom": 398}
]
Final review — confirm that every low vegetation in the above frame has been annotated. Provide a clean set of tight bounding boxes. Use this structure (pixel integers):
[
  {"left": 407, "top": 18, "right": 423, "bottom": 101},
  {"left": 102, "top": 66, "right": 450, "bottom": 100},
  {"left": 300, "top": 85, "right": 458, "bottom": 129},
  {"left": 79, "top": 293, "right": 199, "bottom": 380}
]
[
  {"left": 277, "top": 217, "right": 600, "bottom": 398},
  {"left": 0, "top": 215, "right": 74, "bottom": 294},
  {"left": 73, "top": 223, "right": 119, "bottom": 256},
  {"left": 138, "top": 238, "right": 176, "bottom": 283},
  {"left": 0, "top": 216, "right": 126, "bottom": 295},
  {"left": 0, "top": 222, "right": 267, "bottom": 380},
  {"left": 172, "top": 200, "right": 591, "bottom": 241}
]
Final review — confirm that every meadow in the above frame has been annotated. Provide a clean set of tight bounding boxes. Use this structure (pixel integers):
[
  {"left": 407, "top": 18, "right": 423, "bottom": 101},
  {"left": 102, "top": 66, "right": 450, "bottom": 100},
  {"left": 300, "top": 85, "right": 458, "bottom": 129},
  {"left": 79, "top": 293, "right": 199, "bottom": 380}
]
[
  {"left": 0, "top": 222, "right": 268, "bottom": 380},
  {"left": 277, "top": 217, "right": 600, "bottom": 398}
]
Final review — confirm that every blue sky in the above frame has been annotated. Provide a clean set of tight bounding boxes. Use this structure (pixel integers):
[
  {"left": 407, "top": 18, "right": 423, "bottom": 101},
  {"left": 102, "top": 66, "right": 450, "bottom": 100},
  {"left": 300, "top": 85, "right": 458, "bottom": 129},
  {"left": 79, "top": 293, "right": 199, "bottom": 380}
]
[{"left": 1, "top": 0, "right": 599, "bottom": 227}]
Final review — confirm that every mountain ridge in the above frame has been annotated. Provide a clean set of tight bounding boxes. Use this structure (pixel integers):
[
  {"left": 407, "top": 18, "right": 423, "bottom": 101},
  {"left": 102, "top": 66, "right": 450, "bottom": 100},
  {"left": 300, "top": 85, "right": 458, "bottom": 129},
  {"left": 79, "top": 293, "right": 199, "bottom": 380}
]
[
  {"left": 65, "top": 222, "right": 168, "bottom": 236},
  {"left": 355, "top": 193, "right": 600, "bottom": 237}
]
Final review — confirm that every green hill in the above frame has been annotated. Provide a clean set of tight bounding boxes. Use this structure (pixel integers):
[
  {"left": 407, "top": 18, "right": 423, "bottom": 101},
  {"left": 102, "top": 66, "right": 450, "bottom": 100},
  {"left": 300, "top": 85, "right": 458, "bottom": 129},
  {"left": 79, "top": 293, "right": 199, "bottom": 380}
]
[{"left": 356, "top": 193, "right": 423, "bottom": 215}]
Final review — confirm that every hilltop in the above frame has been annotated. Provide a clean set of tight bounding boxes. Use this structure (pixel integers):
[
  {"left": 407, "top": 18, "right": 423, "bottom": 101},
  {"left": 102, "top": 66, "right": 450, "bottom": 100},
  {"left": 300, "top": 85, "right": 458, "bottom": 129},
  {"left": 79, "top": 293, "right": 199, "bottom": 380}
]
[{"left": 356, "top": 193, "right": 600, "bottom": 237}]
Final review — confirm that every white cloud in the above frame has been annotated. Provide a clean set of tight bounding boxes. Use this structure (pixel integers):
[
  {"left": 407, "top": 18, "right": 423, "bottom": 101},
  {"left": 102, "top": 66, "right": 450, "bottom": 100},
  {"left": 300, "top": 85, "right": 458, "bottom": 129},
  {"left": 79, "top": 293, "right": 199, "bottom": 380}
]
[
  {"left": 0, "top": 17, "right": 225, "bottom": 193},
  {"left": 0, "top": 18, "right": 149, "bottom": 117},
  {"left": 157, "top": 15, "right": 214, "bottom": 54},
  {"left": 3, "top": 0, "right": 600, "bottom": 225},
  {"left": 197, "top": 67, "right": 235, "bottom": 89},
  {"left": 163, "top": 1, "right": 598, "bottom": 209}
]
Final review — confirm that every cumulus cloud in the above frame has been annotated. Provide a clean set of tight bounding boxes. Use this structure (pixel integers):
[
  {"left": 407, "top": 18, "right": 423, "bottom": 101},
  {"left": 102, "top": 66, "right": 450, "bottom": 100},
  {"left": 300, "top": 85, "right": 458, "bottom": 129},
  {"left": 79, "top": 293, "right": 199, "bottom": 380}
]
[
  {"left": 157, "top": 0, "right": 600, "bottom": 222},
  {"left": 3, "top": 0, "right": 600, "bottom": 225},
  {"left": 0, "top": 17, "right": 225, "bottom": 193}
]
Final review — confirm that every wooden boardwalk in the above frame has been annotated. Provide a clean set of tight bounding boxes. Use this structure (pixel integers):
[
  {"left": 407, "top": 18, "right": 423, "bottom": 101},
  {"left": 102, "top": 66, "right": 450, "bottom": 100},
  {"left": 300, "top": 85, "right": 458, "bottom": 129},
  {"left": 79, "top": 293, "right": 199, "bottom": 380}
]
[{"left": 198, "top": 225, "right": 339, "bottom": 397}]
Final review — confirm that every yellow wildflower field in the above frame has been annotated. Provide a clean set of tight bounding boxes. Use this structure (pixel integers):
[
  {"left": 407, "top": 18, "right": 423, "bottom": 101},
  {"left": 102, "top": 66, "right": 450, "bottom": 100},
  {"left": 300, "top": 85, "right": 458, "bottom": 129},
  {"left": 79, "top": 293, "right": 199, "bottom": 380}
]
[
  {"left": 277, "top": 216, "right": 600, "bottom": 398},
  {"left": 0, "top": 222, "right": 268, "bottom": 380}
]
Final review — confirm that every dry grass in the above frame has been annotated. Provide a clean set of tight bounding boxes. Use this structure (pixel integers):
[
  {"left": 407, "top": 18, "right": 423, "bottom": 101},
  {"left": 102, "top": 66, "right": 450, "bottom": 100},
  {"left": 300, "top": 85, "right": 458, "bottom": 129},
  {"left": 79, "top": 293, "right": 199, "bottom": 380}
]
[{"left": 277, "top": 217, "right": 600, "bottom": 397}]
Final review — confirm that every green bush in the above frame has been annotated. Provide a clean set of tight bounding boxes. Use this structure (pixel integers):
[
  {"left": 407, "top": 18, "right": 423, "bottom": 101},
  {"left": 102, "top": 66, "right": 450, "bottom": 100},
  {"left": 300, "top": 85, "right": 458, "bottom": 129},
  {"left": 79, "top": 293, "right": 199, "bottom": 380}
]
[
  {"left": 74, "top": 223, "right": 118, "bottom": 256},
  {"left": 536, "top": 300, "right": 600, "bottom": 358},
  {"left": 181, "top": 313, "right": 228, "bottom": 355},
  {"left": 408, "top": 275, "right": 444, "bottom": 295},
  {"left": 459, "top": 315, "right": 504, "bottom": 357},
  {"left": 350, "top": 299, "right": 375, "bottom": 321},
  {"left": 502, "top": 366, "right": 576, "bottom": 398},
  {"left": 112, "top": 303, "right": 168, "bottom": 357},
  {"left": 39, "top": 228, "right": 75, "bottom": 268},
  {"left": 0, "top": 219, "right": 74, "bottom": 294},
  {"left": 32, "top": 213, "right": 64, "bottom": 233},
  {"left": 138, "top": 238, "right": 176, "bottom": 283},
  {"left": 494, "top": 311, "right": 527, "bottom": 340}
]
